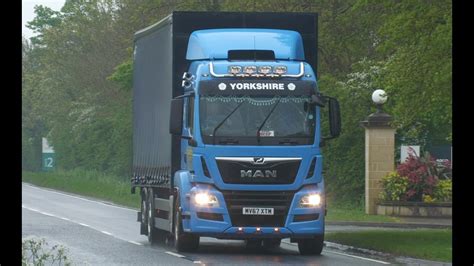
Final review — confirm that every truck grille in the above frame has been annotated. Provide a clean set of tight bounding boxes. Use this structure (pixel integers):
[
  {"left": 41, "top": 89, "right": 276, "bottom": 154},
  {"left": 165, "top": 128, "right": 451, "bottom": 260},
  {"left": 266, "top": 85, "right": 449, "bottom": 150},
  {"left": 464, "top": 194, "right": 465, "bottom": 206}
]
[
  {"left": 216, "top": 157, "right": 301, "bottom": 184},
  {"left": 221, "top": 190, "right": 295, "bottom": 227}
]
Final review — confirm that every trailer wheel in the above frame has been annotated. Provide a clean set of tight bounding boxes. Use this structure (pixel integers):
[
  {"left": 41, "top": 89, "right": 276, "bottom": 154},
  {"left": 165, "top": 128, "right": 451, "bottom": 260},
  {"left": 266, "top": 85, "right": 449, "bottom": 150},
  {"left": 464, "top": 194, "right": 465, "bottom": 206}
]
[
  {"left": 140, "top": 189, "right": 148, "bottom": 235},
  {"left": 297, "top": 234, "right": 324, "bottom": 255},
  {"left": 263, "top": 239, "right": 281, "bottom": 249},
  {"left": 174, "top": 195, "right": 199, "bottom": 252}
]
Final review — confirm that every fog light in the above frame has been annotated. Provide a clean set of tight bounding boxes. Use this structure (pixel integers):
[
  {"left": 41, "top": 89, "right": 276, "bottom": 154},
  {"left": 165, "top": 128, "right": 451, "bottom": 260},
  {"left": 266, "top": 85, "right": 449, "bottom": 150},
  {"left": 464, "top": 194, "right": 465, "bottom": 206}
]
[
  {"left": 299, "top": 194, "right": 322, "bottom": 207},
  {"left": 256, "top": 227, "right": 261, "bottom": 232},
  {"left": 274, "top": 228, "right": 279, "bottom": 232},
  {"left": 238, "top": 227, "right": 243, "bottom": 232}
]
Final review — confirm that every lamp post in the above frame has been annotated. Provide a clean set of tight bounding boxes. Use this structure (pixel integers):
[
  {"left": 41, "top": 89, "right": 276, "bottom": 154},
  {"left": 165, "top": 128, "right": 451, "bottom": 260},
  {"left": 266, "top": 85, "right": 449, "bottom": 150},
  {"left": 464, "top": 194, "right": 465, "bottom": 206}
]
[{"left": 360, "top": 89, "right": 395, "bottom": 214}]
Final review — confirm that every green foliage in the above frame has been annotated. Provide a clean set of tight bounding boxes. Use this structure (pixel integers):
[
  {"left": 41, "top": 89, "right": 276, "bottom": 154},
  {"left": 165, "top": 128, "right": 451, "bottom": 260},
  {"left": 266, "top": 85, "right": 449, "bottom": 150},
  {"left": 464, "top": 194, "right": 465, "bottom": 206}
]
[
  {"left": 22, "top": 238, "right": 71, "bottom": 266},
  {"left": 379, "top": 172, "right": 409, "bottom": 201},
  {"left": 380, "top": 153, "right": 452, "bottom": 202},
  {"left": 22, "top": 0, "right": 452, "bottom": 205},
  {"left": 107, "top": 58, "right": 133, "bottom": 91},
  {"left": 433, "top": 179, "right": 452, "bottom": 202}
]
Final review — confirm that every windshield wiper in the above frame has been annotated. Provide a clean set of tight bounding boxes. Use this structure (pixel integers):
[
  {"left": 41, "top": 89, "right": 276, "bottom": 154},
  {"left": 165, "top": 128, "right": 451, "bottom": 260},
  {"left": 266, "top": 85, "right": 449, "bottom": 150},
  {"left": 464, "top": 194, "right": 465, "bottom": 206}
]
[
  {"left": 256, "top": 96, "right": 282, "bottom": 145},
  {"left": 279, "top": 139, "right": 300, "bottom": 145},
  {"left": 212, "top": 101, "right": 245, "bottom": 145},
  {"left": 218, "top": 138, "right": 239, "bottom": 145}
]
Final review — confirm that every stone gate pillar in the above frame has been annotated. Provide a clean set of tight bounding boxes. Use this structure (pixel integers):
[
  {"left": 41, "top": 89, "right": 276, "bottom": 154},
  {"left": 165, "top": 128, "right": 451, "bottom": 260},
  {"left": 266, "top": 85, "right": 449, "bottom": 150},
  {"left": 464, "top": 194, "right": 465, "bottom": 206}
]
[{"left": 360, "top": 90, "right": 396, "bottom": 214}]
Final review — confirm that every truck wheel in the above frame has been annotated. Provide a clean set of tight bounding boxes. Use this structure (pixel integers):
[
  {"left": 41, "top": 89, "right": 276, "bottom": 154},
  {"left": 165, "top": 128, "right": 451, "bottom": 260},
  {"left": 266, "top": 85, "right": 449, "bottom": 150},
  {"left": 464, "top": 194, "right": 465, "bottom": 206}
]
[
  {"left": 263, "top": 239, "right": 281, "bottom": 249},
  {"left": 174, "top": 195, "right": 199, "bottom": 252},
  {"left": 297, "top": 234, "right": 324, "bottom": 255},
  {"left": 140, "top": 192, "right": 148, "bottom": 235}
]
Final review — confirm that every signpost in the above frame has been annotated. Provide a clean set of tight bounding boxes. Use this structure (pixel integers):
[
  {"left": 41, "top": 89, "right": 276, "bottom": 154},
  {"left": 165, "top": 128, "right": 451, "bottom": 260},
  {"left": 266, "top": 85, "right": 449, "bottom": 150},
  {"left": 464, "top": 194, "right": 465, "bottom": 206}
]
[{"left": 42, "top": 137, "right": 55, "bottom": 171}]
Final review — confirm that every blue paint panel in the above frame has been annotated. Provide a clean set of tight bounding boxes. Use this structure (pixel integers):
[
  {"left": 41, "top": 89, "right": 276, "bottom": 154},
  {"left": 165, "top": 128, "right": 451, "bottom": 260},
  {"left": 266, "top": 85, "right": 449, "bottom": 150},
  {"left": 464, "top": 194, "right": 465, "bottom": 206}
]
[{"left": 186, "top": 29, "right": 305, "bottom": 61}]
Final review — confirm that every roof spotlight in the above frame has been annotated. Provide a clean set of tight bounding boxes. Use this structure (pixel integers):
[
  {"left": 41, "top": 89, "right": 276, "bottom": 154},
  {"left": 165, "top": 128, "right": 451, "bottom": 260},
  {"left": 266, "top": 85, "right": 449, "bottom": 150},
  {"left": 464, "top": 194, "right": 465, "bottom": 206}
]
[
  {"left": 273, "top": 65, "right": 287, "bottom": 75},
  {"left": 228, "top": 65, "right": 242, "bottom": 75},
  {"left": 258, "top": 66, "right": 272, "bottom": 75},
  {"left": 243, "top": 66, "right": 257, "bottom": 75}
]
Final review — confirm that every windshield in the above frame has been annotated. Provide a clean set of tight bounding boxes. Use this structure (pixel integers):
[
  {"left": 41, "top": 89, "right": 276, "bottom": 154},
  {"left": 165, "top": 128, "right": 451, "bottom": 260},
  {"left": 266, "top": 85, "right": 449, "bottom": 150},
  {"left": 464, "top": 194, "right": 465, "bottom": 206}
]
[{"left": 200, "top": 95, "right": 315, "bottom": 145}]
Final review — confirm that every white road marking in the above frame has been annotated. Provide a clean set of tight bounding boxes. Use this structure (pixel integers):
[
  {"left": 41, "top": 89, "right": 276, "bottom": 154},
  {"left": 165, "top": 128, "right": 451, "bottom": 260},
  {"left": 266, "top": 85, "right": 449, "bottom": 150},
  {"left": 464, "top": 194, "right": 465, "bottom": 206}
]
[
  {"left": 165, "top": 251, "right": 185, "bottom": 258},
  {"left": 22, "top": 205, "right": 144, "bottom": 248},
  {"left": 23, "top": 183, "right": 137, "bottom": 212},
  {"left": 38, "top": 211, "right": 54, "bottom": 217},
  {"left": 128, "top": 240, "right": 143, "bottom": 246},
  {"left": 193, "top": 261, "right": 202, "bottom": 264},
  {"left": 325, "top": 250, "right": 391, "bottom": 264},
  {"left": 281, "top": 239, "right": 390, "bottom": 264},
  {"left": 100, "top": 231, "right": 113, "bottom": 236}
]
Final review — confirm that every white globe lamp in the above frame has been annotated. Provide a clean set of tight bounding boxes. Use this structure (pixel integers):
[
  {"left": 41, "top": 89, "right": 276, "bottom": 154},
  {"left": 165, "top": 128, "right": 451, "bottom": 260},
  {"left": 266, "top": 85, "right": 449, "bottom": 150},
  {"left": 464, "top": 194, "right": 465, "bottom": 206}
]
[{"left": 372, "top": 89, "right": 387, "bottom": 113}]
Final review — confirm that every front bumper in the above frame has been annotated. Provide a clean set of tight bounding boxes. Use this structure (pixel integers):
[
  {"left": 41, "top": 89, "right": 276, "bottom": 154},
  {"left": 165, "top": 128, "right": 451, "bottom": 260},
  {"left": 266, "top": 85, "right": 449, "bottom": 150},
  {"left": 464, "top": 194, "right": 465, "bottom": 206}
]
[{"left": 181, "top": 184, "right": 325, "bottom": 239}]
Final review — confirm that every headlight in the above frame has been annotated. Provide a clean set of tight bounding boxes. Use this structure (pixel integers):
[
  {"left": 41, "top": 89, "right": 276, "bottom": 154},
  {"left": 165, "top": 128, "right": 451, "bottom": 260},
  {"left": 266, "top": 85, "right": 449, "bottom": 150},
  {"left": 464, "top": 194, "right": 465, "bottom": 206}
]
[
  {"left": 299, "top": 194, "right": 322, "bottom": 207},
  {"left": 194, "top": 192, "right": 219, "bottom": 207}
]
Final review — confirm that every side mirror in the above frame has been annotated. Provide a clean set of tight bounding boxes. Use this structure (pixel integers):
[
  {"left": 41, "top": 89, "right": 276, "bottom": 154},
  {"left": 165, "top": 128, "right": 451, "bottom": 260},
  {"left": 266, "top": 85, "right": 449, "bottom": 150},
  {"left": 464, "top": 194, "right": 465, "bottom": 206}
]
[
  {"left": 328, "top": 97, "right": 341, "bottom": 138},
  {"left": 169, "top": 98, "right": 184, "bottom": 135}
]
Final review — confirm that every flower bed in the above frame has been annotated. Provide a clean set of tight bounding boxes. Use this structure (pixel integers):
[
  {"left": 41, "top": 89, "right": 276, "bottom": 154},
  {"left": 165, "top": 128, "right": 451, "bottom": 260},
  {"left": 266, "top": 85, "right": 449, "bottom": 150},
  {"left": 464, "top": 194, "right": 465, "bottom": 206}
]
[{"left": 377, "top": 151, "right": 452, "bottom": 217}]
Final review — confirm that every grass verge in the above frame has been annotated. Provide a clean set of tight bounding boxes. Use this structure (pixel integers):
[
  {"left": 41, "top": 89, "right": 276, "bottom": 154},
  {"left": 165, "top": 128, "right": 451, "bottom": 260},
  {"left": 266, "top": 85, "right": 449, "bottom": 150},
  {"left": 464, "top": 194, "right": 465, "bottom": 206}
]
[
  {"left": 325, "top": 201, "right": 401, "bottom": 223},
  {"left": 22, "top": 170, "right": 140, "bottom": 209},
  {"left": 325, "top": 229, "right": 452, "bottom": 262}
]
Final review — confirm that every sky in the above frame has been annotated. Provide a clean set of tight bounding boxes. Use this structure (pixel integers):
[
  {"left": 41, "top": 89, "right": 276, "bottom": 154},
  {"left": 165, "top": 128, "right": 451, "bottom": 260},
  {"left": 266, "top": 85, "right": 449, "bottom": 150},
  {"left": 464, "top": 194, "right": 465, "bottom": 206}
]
[{"left": 23, "top": 0, "right": 66, "bottom": 40}]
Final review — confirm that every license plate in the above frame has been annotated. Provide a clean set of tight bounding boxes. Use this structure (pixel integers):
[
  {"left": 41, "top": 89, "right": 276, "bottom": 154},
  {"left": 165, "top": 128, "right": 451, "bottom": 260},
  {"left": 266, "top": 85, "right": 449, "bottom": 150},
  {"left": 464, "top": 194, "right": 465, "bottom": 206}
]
[{"left": 242, "top": 207, "right": 274, "bottom": 215}]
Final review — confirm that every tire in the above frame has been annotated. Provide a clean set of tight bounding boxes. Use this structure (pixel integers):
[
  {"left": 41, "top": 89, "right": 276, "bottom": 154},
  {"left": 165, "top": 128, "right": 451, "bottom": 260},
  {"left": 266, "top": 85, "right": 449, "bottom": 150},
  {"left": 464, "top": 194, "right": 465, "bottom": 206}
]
[
  {"left": 174, "top": 195, "right": 199, "bottom": 252},
  {"left": 297, "top": 235, "right": 324, "bottom": 255},
  {"left": 263, "top": 239, "right": 281, "bottom": 249},
  {"left": 140, "top": 191, "right": 148, "bottom": 235}
]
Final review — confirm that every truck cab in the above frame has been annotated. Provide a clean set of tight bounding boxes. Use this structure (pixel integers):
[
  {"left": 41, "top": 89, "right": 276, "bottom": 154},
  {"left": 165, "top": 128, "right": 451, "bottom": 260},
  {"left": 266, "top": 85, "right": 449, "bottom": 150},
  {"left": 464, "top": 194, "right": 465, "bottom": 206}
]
[{"left": 170, "top": 28, "right": 340, "bottom": 254}]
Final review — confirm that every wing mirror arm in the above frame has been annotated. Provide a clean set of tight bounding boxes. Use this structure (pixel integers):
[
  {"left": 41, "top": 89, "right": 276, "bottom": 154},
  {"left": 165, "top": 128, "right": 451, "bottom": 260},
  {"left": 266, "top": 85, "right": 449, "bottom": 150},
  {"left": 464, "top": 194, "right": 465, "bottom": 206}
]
[{"left": 310, "top": 93, "right": 326, "bottom": 107}]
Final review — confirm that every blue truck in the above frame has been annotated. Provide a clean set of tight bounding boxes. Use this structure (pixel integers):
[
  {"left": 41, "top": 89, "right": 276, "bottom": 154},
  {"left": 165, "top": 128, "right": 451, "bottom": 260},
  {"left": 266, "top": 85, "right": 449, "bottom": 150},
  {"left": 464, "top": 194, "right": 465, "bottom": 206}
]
[{"left": 131, "top": 11, "right": 341, "bottom": 255}]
